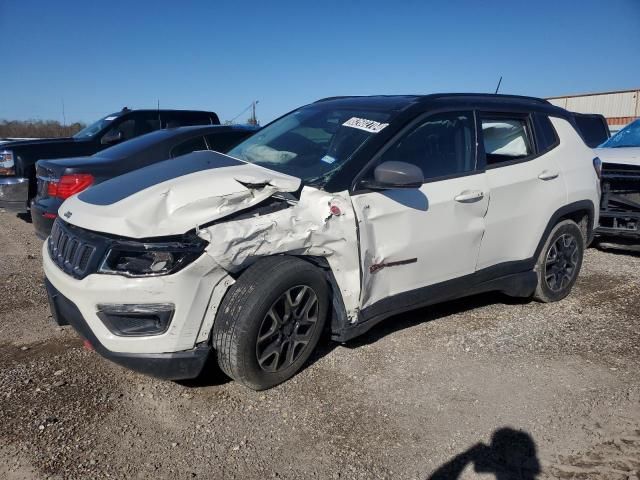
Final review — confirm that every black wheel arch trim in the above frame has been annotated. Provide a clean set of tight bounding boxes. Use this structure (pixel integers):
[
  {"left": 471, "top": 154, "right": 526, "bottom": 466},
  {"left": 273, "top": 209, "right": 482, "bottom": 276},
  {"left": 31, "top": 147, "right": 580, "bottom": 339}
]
[{"left": 532, "top": 200, "right": 595, "bottom": 260}]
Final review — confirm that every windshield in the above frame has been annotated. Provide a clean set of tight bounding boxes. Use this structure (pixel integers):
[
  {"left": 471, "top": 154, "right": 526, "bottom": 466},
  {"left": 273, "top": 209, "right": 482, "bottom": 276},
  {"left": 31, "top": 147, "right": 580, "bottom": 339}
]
[
  {"left": 600, "top": 119, "right": 640, "bottom": 148},
  {"left": 227, "top": 105, "right": 391, "bottom": 186},
  {"left": 73, "top": 114, "right": 119, "bottom": 139}
]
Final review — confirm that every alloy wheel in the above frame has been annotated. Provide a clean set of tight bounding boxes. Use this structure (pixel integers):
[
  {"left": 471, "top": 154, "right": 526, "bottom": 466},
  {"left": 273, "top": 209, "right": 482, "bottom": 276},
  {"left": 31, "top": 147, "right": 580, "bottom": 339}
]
[
  {"left": 256, "top": 285, "right": 320, "bottom": 373},
  {"left": 544, "top": 233, "right": 579, "bottom": 292}
]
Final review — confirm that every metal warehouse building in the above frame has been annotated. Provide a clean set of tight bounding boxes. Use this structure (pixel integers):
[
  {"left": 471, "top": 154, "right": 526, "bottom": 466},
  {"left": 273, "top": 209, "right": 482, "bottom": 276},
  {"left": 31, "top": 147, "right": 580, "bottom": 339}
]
[{"left": 547, "top": 88, "right": 639, "bottom": 133}]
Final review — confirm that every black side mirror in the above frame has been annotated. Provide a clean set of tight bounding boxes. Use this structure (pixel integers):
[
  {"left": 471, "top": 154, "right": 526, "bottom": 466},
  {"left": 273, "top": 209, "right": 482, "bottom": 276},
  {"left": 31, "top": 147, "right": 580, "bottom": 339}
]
[
  {"left": 101, "top": 129, "right": 123, "bottom": 145},
  {"left": 360, "top": 161, "right": 424, "bottom": 190}
]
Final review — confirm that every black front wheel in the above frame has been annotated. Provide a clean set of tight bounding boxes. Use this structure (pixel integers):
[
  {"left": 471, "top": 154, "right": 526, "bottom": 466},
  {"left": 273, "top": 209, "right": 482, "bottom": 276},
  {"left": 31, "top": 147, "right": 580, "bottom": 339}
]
[
  {"left": 533, "top": 220, "right": 585, "bottom": 303},
  {"left": 213, "top": 256, "right": 329, "bottom": 390}
]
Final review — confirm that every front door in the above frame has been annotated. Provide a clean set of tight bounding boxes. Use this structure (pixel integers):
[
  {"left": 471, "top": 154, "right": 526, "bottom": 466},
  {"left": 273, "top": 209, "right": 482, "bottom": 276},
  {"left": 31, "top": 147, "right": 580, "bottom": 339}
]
[{"left": 350, "top": 111, "right": 489, "bottom": 311}]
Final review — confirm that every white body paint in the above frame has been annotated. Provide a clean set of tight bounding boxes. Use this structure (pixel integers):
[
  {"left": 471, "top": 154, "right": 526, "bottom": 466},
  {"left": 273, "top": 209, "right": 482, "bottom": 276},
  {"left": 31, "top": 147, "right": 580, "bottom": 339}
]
[{"left": 43, "top": 113, "right": 600, "bottom": 358}]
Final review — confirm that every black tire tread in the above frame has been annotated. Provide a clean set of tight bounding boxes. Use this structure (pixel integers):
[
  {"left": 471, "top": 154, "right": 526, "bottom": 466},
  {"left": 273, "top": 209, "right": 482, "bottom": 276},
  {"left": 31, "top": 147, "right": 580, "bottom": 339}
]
[
  {"left": 212, "top": 256, "right": 327, "bottom": 390},
  {"left": 533, "top": 219, "right": 584, "bottom": 303}
]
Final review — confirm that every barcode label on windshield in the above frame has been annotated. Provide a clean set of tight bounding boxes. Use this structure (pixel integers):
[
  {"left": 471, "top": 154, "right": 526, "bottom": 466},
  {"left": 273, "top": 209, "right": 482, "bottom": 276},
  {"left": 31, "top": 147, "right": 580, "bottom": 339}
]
[{"left": 343, "top": 117, "right": 389, "bottom": 133}]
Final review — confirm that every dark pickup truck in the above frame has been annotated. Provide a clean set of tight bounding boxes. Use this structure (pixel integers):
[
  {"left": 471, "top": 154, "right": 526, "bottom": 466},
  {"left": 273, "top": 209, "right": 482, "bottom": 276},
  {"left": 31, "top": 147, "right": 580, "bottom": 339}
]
[{"left": 0, "top": 108, "right": 220, "bottom": 212}]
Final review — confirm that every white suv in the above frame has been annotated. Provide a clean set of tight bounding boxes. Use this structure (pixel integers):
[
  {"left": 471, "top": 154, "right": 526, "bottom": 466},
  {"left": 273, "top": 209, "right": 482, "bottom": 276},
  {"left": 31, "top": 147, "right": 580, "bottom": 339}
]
[{"left": 43, "top": 94, "right": 601, "bottom": 390}]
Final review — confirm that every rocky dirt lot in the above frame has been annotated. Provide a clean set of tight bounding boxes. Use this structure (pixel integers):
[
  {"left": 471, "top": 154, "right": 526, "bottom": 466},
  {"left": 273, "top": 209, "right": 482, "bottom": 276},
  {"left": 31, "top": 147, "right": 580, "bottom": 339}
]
[{"left": 1, "top": 210, "right": 639, "bottom": 480}]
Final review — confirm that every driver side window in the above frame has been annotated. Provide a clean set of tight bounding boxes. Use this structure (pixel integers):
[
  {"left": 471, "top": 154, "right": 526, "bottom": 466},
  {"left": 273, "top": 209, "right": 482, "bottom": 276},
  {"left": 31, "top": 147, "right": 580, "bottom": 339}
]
[{"left": 378, "top": 111, "right": 476, "bottom": 181}]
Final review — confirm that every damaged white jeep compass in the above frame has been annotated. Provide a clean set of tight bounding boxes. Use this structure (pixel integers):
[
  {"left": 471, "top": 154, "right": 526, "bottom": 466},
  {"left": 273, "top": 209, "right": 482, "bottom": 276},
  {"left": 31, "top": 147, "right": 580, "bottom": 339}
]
[{"left": 43, "top": 94, "right": 601, "bottom": 389}]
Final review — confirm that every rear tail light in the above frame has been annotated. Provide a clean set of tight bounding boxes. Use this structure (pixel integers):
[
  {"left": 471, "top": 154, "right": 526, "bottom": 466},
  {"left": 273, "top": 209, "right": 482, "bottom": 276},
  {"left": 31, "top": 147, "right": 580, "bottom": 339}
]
[
  {"left": 47, "top": 173, "right": 94, "bottom": 200},
  {"left": 0, "top": 150, "right": 15, "bottom": 175},
  {"left": 593, "top": 157, "right": 602, "bottom": 180}
]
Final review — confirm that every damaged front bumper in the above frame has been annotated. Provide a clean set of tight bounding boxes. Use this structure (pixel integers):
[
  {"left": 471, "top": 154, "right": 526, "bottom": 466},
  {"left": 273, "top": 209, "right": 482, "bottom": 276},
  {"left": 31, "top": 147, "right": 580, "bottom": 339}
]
[
  {"left": 45, "top": 278, "right": 210, "bottom": 380},
  {"left": 42, "top": 241, "right": 230, "bottom": 379},
  {"left": 597, "top": 163, "right": 640, "bottom": 239}
]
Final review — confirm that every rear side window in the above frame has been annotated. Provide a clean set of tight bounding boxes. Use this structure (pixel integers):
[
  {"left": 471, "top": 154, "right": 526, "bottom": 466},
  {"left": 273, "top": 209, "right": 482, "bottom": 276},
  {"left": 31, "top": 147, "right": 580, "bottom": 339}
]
[
  {"left": 171, "top": 136, "right": 208, "bottom": 158},
  {"left": 377, "top": 111, "right": 475, "bottom": 181},
  {"left": 162, "top": 112, "right": 214, "bottom": 128},
  {"left": 480, "top": 116, "right": 533, "bottom": 166},
  {"left": 573, "top": 115, "right": 610, "bottom": 147},
  {"left": 533, "top": 114, "right": 559, "bottom": 153},
  {"left": 206, "top": 131, "right": 253, "bottom": 153}
]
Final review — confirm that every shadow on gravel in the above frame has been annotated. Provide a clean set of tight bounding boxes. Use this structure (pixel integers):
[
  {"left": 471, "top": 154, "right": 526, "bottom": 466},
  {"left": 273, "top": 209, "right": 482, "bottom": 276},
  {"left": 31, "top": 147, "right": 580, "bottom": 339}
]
[
  {"left": 177, "top": 355, "right": 231, "bottom": 388},
  {"left": 345, "top": 292, "right": 529, "bottom": 349},
  {"left": 181, "top": 331, "right": 340, "bottom": 389},
  {"left": 427, "top": 427, "right": 540, "bottom": 480},
  {"left": 16, "top": 211, "right": 32, "bottom": 224},
  {"left": 181, "top": 292, "right": 527, "bottom": 389}
]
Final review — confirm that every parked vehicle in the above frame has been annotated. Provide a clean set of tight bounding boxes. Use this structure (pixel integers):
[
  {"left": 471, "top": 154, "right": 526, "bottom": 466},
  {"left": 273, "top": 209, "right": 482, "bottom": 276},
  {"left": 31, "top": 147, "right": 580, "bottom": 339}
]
[
  {"left": 571, "top": 112, "right": 610, "bottom": 147},
  {"left": 0, "top": 108, "right": 220, "bottom": 212},
  {"left": 32, "top": 125, "right": 257, "bottom": 239},
  {"left": 594, "top": 119, "right": 640, "bottom": 240},
  {"left": 43, "top": 94, "right": 600, "bottom": 390}
]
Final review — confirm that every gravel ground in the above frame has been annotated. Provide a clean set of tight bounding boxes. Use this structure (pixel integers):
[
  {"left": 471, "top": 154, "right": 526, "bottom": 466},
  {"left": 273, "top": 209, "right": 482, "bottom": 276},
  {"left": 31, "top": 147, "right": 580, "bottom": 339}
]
[{"left": 1, "top": 210, "right": 639, "bottom": 480}]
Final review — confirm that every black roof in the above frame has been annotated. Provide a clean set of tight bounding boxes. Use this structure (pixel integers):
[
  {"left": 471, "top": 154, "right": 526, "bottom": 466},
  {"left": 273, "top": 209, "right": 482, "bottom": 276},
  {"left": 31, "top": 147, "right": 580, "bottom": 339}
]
[{"left": 313, "top": 93, "right": 567, "bottom": 116}]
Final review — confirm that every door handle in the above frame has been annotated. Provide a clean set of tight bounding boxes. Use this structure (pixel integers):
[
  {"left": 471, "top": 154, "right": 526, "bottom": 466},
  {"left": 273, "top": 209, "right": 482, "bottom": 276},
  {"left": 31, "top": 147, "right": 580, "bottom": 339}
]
[
  {"left": 538, "top": 170, "right": 559, "bottom": 181},
  {"left": 454, "top": 190, "right": 485, "bottom": 203}
]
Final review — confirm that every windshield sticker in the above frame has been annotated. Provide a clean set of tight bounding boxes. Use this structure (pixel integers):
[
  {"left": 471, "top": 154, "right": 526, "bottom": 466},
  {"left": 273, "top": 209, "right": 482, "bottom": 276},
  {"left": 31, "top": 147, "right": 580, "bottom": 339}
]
[
  {"left": 321, "top": 155, "right": 337, "bottom": 164},
  {"left": 104, "top": 116, "right": 117, "bottom": 121},
  {"left": 343, "top": 117, "right": 389, "bottom": 134}
]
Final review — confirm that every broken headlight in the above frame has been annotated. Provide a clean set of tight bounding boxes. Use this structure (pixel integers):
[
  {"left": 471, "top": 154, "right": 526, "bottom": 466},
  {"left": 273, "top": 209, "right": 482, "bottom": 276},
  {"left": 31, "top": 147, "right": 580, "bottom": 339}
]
[{"left": 98, "top": 238, "right": 206, "bottom": 277}]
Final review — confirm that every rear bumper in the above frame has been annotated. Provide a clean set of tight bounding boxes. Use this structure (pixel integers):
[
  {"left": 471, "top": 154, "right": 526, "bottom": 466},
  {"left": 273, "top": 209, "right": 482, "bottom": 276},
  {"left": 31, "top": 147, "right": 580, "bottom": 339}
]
[
  {"left": 0, "top": 176, "right": 28, "bottom": 212},
  {"left": 31, "top": 201, "right": 58, "bottom": 239},
  {"left": 45, "top": 277, "right": 210, "bottom": 380}
]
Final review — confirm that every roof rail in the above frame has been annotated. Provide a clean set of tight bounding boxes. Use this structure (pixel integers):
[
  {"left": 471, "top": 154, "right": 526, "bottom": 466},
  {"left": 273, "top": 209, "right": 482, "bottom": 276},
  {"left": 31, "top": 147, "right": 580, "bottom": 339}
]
[{"left": 431, "top": 93, "right": 551, "bottom": 104}]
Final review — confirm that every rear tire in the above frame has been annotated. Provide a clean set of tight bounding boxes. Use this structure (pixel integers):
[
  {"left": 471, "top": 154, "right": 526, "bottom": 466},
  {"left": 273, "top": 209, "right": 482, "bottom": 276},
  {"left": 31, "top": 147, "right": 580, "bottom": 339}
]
[
  {"left": 533, "top": 220, "right": 584, "bottom": 303},
  {"left": 212, "top": 256, "right": 329, "bottom": 390}
]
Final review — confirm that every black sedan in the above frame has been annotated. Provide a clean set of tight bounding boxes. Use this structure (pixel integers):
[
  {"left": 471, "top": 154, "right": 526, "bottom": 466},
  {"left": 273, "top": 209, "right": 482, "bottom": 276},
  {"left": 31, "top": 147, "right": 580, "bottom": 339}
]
[{"left": 31, "top": 124, "right": 257, "bottom": 238}]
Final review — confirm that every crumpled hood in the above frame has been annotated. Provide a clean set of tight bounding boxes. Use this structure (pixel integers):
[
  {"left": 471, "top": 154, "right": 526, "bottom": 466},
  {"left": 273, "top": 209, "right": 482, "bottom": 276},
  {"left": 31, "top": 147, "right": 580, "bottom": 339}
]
[
  {"left": 595, "top": 147, "right": 640, "bottom": 167},
  {"left": 59, "top": 150, "right": 301, "bottom": 238}
]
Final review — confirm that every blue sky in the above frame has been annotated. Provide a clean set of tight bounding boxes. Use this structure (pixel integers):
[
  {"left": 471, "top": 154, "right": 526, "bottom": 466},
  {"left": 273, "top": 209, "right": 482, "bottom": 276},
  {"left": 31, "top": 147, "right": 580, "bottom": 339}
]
[{"left": 1, "top": 0, "right": 639, "bottom": 125}]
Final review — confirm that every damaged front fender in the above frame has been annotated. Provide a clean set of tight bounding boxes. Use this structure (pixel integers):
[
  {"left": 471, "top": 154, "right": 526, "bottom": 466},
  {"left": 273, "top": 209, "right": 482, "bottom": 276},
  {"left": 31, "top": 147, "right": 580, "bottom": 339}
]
[{"left": 198, "top": 187, "right": 362, "bottom": 323}]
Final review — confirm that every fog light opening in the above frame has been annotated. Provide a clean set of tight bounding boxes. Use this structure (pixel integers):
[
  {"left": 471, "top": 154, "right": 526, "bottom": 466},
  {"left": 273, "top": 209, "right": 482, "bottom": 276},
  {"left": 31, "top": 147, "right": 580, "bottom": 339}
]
[{"left": 96, "top": 303, "right": 175, "bottom": 337}]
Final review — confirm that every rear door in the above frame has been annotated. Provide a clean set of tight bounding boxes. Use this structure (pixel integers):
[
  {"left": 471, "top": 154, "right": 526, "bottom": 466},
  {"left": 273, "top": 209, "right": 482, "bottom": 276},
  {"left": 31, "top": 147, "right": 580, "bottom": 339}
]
[
  {"left": 350, "top": 110, "right": 489, "bottom": 310},
  {"left": 475, "top": 112, "right": 567, "bottom": 270}
]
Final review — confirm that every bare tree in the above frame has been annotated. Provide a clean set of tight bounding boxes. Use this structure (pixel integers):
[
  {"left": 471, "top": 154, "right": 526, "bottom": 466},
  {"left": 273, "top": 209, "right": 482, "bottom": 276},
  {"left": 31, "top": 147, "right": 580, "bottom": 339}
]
[{"left": 0, "top": 119, "right": 86, "bottom": 138}]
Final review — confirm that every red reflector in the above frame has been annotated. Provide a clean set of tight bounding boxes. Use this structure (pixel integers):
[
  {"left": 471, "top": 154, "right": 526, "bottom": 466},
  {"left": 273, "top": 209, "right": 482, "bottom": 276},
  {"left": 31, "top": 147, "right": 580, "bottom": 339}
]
[
  {"left": 43, "top": 212, "right": 57, "bottom": 219},
  {"left": 83, "top": 339, "right": 94, "bottom": 351},
  {"left": 47, "top": 174, "right": 94, "bottom": 200}
]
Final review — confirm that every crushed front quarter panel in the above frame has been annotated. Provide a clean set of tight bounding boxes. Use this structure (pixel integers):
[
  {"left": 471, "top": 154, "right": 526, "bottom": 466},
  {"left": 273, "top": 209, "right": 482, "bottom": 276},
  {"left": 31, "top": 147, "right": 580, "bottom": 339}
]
[{"left": 198, "top": 187, "right": 362, "bottom": 322}]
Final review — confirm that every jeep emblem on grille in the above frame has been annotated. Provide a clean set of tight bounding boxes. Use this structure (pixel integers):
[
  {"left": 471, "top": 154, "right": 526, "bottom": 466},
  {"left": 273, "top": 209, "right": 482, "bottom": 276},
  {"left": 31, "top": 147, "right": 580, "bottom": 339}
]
[{"left": 63, "top": 211, "right": 72, "bottom": 219}]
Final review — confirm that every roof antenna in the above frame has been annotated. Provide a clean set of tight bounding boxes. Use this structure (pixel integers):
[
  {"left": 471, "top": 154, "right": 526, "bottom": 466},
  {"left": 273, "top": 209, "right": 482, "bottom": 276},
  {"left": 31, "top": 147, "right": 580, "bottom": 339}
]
[
  {"left": 494, "top": 76, "right": 503, "bottom": 94},
  {"left": 157, "top": 99, "right": 161, "bottom": 127},
  {"left": 61, "top": 97, "right": 67, "bottom": 128}
]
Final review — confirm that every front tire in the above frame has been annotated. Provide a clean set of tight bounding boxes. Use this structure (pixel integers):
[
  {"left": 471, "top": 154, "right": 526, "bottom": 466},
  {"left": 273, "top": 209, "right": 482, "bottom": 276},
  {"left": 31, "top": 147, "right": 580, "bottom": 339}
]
[
  {"left": 212, "top": 256, "right": 329, "bottom": 390},
  {"left": 533, "top": 220, "right": 584, "bottom": 303}
]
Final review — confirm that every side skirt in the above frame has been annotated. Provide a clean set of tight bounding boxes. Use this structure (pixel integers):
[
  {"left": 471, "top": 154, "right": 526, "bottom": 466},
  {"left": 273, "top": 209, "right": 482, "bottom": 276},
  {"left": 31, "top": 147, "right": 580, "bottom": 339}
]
[{"left": 332, "top": 267, "right": 537, "bottom": 343}]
